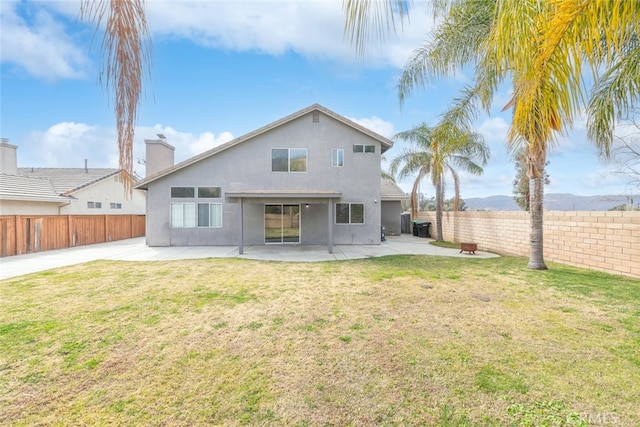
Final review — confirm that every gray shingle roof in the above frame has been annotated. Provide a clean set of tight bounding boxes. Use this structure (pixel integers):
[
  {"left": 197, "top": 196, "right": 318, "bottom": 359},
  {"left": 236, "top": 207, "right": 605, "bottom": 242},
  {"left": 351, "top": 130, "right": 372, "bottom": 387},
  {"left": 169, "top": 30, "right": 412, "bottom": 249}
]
[
  {"left": 381, "top": 178, "right": 409, "bottom": 201},
  {"left": 17, "top": 168, "right": 120, "bottom": 195},
  {"left": 0, "top": 174, "right": 73, "bottom": 203},
  {"left": 136, "top": 104, "right": 395, "bottom": 189}
]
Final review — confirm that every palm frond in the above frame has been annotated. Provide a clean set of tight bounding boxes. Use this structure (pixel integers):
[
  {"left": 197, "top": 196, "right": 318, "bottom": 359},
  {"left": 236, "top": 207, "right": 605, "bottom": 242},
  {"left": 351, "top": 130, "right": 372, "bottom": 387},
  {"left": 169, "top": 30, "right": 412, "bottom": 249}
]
[
  {"left": 398, "top": 0, "right": 493, "bottom": 105},
  {"left": 342, "top": 0, "right": 409, "bottom": 58},
  {"left": 588, "top": 46, "right": 640, "bottom": 159},
  {"left": 81, "top": 0, "right": 151, "bottom": 196}
]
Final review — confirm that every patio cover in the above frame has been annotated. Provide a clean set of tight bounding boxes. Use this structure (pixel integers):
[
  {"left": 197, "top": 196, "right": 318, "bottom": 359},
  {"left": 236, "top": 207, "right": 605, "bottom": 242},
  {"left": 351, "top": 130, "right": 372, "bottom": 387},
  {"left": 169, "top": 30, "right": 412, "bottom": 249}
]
[{"left": 225, "top": 190, "right": 342, "bottom": 254}]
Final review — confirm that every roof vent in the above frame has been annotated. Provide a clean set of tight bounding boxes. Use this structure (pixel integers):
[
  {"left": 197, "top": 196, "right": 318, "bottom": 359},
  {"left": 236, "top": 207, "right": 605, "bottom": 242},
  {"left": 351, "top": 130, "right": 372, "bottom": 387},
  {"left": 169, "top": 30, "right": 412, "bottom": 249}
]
[{"left": 312, "top": 112, "right": 320, "bottom": 123}]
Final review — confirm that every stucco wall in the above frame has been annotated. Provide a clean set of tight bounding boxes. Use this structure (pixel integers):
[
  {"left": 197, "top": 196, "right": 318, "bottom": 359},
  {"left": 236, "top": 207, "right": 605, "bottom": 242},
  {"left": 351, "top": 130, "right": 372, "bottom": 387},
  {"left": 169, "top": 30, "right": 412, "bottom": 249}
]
[
  {"left": 145, "top": 110, "right": 383, "bottom": 246},
  {"left": 416, "top": 210, "right": 640, "bottom": 278},
  {"left": 381, "top": 201, "right": 402, "bottom": 236},
  {"left": 61, "top": 176, "right": 146, "bottom": 215},
  {"left": 0, "top": 200, "right": 61, "bottom": 215}
]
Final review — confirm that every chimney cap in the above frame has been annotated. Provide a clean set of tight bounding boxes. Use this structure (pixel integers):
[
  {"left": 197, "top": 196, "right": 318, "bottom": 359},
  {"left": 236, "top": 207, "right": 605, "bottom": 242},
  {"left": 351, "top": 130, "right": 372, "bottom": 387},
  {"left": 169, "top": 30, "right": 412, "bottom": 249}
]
[
  {"left": 145, "top": 138, "right": 175, "bottom": 150},
  {"left": 157, "top": 133, "right": 166, "bottom": 139},
  {"left": 0, "top": 138, "right": 16, "bottom": 148}
]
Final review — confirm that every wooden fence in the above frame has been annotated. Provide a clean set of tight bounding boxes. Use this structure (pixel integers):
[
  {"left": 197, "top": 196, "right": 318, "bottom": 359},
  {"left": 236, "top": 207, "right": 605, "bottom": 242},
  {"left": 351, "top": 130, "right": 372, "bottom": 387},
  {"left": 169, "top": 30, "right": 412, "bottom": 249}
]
[{"left": 0, "top": 215, "right": 145, "bottom": 257}]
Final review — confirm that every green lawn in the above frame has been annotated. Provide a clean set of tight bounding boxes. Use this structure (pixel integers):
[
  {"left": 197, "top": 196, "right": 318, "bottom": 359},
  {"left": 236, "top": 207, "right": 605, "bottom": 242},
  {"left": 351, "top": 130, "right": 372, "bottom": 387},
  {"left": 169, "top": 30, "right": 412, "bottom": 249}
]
[{"left": 1, "top": 255, "right": 638, "bottom": 425}]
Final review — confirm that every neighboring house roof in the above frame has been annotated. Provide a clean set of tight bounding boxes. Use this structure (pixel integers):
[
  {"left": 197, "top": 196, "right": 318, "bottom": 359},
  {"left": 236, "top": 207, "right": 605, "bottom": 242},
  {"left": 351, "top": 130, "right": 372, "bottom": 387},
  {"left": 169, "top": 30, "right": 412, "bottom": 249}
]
[
  {"left": 0, "top": 174, "right": 73, "bottom": 204},
  {"left": 136, "top": 104, "right": 395, "bottom": 189},
  {"left": 17, "top": 168, "right": 121, "bottom": 195},
  {"left": 380, "top": 179, "right": 409, "bottom": 201}
]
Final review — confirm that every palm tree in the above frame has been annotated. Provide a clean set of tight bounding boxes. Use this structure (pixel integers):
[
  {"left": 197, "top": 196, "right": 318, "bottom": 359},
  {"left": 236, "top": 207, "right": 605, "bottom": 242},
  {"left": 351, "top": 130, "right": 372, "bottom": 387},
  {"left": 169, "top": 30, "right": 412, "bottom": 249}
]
[
  {"left": 390, "top": 122, "right": 489, "bottom": 242},
  {"left": 80, "top": 0, "right": 151, "bottom": 196},
  {"left": 343, "top": 0, "right": 639, "bottom": 270}
]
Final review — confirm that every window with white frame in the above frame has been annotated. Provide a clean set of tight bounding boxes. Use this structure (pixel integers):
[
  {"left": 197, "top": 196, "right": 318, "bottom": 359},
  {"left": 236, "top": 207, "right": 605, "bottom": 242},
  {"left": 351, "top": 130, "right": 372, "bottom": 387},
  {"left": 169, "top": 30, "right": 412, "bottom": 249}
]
[
  {"left": 332, "top": 149, "right": 344, "bottom": 167},
  {"left": 171, "top": 203, "right": 196, "bottom": 228},
  {"left": 110, "top": 202, "right": 122, "bottom": 209},
  {"left": 272, "top": 148, "right": 307, "bottom": 172},
  {"left": 335, "top": 203, "right": 365, "bottom": 224},
  {"left": 353, "top": 144, "right": 375, "bottom": 153},
  {"left": 198, "top": 203, "right": 222, "bottom": 227},
  {"left": 87, "top": 201, "right": 102, "bottom": 209}
]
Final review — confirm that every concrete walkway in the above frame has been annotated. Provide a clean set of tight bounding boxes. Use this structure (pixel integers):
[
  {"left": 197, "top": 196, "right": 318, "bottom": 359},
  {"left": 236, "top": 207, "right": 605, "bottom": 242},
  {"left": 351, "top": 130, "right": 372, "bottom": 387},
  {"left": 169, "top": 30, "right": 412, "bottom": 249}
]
[{"left": 0, "top": 235, "right": 498, "bottom": 280}]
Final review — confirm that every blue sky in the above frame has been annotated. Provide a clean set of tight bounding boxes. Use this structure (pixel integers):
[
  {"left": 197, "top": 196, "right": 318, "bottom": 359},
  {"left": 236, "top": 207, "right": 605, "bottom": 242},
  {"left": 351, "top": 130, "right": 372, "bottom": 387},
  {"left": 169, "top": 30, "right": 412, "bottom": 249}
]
[{"left": 0, "top": 0, "right": 634, "bottom": 198}]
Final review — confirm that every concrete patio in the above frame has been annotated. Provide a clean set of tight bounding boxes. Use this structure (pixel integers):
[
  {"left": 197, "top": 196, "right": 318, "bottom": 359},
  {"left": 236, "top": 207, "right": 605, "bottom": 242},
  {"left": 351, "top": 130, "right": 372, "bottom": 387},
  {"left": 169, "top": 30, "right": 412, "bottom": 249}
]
[{"left": 0, "top": 235, "right": 498, "bottom": 280}]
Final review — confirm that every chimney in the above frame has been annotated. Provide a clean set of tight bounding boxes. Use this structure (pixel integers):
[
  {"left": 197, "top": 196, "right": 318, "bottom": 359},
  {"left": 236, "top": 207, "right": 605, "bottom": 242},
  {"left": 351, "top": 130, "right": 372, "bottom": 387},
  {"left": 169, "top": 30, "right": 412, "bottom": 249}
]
[
  {"left": 144, "top": 134, "right": 175, "bottom": 177},
  {"left": 84, "top": 159, "right": 88, "bottom": 173},
  {"left": 0, "top": 138, "right": 18, "bottom": 175}
]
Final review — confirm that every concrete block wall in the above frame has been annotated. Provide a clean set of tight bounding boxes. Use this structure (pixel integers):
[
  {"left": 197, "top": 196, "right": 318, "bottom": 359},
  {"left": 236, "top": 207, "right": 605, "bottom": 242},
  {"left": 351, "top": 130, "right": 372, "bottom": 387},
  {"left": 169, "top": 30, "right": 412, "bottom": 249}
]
[{"left": 416, "top": 211, "right": 640, "bottom": 278}]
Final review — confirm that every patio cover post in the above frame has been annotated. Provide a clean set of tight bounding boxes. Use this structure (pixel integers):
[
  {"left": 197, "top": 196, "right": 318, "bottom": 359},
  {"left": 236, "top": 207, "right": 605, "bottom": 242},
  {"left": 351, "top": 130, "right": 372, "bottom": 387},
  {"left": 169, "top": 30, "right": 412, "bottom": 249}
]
[
  {"left": 327, "top": 200, "right": 333, "bottom": 253},
  {"left": 238, "top": 198, "right": 244, "bottom": 254}
]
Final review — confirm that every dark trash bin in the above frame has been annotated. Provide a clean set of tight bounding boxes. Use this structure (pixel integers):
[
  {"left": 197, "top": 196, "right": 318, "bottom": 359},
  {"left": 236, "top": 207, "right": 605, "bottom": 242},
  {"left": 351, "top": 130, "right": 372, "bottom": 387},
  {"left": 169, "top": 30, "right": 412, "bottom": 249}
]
[
  {"left": 418, "top": 222, "right": 431, "bottom": 238},
  {"left": 381, "top": 225, "right": 386, "bottom": 242},
  {"left": 412, "top": 220, "right": 424, "bottom": 236}
]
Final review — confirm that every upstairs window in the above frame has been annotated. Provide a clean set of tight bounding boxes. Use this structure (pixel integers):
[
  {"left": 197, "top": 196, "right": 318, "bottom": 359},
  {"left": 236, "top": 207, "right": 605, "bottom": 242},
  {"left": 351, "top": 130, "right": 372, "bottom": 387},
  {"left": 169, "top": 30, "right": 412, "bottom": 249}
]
[
  {"left": 353, "top": 144, "right": 375, "bottom": 153},
  {"left": 110, "top": 202, "right": 122, "bottom": 209},
  {"left": 87, "top": 201, "right": 102, "bottom": 209},
  {"left": 171, "top": 187, "right": 195, "bottom": 198},
  {"left": 332, "top": 149, "right": 344, "bottom": 167},
  {"left": 272, "top": 148, "right": 307, "bottom": 172}
]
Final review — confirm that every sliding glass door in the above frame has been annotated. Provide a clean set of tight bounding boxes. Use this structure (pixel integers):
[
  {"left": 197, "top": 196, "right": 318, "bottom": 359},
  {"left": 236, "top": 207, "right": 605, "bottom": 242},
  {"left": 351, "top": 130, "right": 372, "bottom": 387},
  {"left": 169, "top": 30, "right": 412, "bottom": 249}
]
[{"left": 265, "top": 204, "right": 300, "bottom": 243}]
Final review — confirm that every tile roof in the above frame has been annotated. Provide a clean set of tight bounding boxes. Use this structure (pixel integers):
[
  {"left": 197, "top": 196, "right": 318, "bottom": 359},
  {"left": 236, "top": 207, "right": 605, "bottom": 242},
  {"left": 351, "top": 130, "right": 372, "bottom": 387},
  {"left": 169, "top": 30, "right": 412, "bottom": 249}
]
[
  {"left": 17, "top": 168, "right": 120, "bottom": 195},
  {"left": 0, "top": 174, "right": 73, "bottom": 204}
]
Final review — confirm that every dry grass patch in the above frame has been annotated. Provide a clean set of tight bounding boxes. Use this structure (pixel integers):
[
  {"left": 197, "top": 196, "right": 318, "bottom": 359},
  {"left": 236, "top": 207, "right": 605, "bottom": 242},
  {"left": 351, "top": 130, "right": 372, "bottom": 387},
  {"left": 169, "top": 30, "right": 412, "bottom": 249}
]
[{"left": 1, "top": 256, "right": 639, "bottom": 425}]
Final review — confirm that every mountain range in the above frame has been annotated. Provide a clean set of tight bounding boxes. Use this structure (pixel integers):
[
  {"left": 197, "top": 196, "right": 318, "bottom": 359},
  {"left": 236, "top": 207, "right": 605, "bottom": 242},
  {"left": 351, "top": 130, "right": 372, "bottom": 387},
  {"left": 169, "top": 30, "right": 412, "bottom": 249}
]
[{"left": 464, "top": 193, "right": 636, "bottom": 211}]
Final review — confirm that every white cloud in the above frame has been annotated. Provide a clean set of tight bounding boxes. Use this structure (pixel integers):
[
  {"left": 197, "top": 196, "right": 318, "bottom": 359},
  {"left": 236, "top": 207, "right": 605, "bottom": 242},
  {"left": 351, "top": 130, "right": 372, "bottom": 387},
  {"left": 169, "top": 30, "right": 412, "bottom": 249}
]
[
  {"left": 349, "top": 116, "right": 395, "bottom": 139},
  {"left": 4, "top": 0, "right": 436, "bottom": 82},
  {"left": 187, "top": 131, "right": 234, "bottom": 155},
  {"left": 138, "top": 0, "right": 432, "bottom": 69},
  {"left": 0, "top": 1, "right": 89, "bottom": 80},
  {"left": 477, "top": 116, "right": 509, "bottom": 146},
  {"left": 23, "top": 122, "right": 116, "bottom": 168},
  {"left": 18, "top": 122, "right": 234, "bottom": 177}
]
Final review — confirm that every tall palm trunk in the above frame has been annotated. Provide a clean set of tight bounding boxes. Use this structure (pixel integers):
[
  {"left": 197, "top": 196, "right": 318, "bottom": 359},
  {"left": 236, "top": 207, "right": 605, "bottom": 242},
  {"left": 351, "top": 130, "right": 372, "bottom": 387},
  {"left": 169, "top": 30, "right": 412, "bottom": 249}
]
[
  {"left": 410, "top": 178, "right": 420, "bottom": 220},
  {"left": 434, "top": 177, "right": 445, "bottom": 241},
  {"left": 527, "top": 174, "right": 548, "bottom": 270}
]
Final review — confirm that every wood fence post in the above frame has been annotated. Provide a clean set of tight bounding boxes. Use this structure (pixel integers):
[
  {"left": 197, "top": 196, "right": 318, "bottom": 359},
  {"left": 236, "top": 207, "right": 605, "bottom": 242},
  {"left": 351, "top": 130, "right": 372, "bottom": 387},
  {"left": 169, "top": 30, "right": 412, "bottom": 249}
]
[
  {"left": 13, "top": 215, "right": 18, "bottom": 256},
  {"left": 67, "top": 215, "right": 72, "bottom": 248},
  {"left": 15, "top": 215, "right": 22, "bottom": 255}
]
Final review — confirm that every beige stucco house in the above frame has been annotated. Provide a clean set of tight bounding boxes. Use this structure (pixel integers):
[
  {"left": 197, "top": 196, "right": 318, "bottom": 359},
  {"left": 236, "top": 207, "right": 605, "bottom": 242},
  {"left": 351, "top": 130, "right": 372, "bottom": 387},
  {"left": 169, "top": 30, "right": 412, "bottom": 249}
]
[{"left": 0, "top": 140, "right": 146, "bottom": 215}]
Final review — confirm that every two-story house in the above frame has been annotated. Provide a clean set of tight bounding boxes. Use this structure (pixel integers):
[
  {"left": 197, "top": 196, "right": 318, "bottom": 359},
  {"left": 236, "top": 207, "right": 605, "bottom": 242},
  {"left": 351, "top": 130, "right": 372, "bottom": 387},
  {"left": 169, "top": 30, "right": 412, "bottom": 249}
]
[{"left": 135, "top": 104, "right": 406, "bottom": 253}]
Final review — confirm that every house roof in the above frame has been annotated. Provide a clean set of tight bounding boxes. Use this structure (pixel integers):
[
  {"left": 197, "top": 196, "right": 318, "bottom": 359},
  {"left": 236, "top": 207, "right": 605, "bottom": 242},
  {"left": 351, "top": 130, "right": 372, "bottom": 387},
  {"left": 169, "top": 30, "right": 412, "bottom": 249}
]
[
  {"left": 0, "top": 174, "right": 74, "bottom": 204},
  {"left": 135, "top": 104, "right": 395, "bottom": 189},
  {"left": 380, "top": 178, "right": 409, "bottom": 201},
  {"left": 16, "top": 168, "right": 121, "bottom": 195}
]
